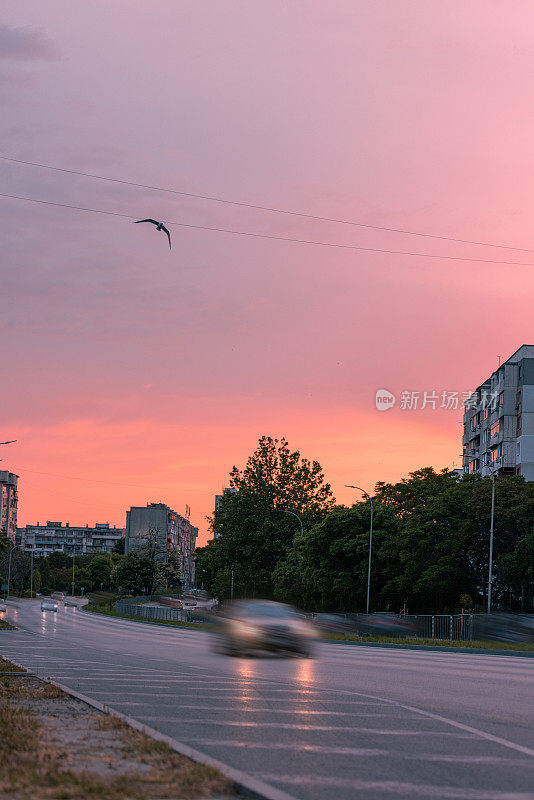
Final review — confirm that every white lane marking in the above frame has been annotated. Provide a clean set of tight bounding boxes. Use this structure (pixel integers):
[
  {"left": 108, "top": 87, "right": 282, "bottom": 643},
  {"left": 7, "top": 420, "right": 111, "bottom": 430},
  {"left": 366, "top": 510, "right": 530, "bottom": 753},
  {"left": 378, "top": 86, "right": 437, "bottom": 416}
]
[
  {"left": 256, "top": 774, "right": 534, "bottom": 799},
  {"left": 410, "top": 755, "right": 534, "bottom": 766},
  {"left": 188, "top": 739, "right": 389, "bottom": 755},
  {"left": 109, "top": 704, "right": 393, "bottom": 717},
  {"left": 137, "top": 718, "right": 472, "bottom": 735},
  {"left": 395, "top": 701, "right": 534, "bottom": 759},
  {"left": 81, "top": 691, "right": 380, "bottom": 703},
  {"left": 187, "top": 740, "right": 532, "bottom": 768}
]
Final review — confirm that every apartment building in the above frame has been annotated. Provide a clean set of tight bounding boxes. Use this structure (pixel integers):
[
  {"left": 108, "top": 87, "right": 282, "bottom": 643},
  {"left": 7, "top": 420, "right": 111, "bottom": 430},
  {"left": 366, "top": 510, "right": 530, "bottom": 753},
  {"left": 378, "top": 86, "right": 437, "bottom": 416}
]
[
  {"left": 462, "top": 344, "right": 534, "bottom": 479},
  {"left": 0, "top": 471, "right": 18, "bottom": 542},
  {"left": 125, "top": 502, "right": 198, "bottom": 587},
  {"left": 16, "top": 522, "right": 125, "bottom": 557}
]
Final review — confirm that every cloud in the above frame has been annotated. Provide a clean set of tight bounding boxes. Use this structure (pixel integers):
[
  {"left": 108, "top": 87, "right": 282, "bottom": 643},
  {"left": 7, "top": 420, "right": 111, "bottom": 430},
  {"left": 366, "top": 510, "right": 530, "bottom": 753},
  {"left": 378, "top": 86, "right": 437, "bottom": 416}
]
[{"left": 0, "top": 25, "right": 59, "bottom": 61}]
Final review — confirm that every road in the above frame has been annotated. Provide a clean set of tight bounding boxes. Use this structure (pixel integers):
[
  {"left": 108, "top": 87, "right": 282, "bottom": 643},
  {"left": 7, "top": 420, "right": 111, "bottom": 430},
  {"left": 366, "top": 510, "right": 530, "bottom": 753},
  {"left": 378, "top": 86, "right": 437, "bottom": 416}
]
[{"left": 1, "top": 600, "right": 534, "bottom": 800}]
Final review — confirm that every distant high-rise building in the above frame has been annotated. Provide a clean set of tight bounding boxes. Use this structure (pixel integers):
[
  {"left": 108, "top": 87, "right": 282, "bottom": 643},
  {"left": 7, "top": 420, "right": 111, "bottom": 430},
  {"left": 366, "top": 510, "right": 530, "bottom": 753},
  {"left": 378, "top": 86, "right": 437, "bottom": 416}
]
[
  {"left": 0, "top": 471, "right": 18, "bottom": 542},
  {"left": 463, "top": 344, "right": 534, "bottom": 479},
  {"left": 125, "top": 502, "right": 197, "bottom": 588},
  {"left": 15, "top": 521, "right": 124, "bottom": 557},
  {"left": 214, "top": 487, "right": 237, "bottom": 512}
]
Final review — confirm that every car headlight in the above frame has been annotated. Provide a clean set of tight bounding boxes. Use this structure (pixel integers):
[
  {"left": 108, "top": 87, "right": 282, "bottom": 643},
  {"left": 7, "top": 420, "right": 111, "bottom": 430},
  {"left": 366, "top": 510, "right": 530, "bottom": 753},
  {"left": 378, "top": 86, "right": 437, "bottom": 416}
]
[
  {"left": 291, "top": 621, "right": 316, "bottom": 638},
  {"left": 230, "top": 621, "right": 260, "bottom": 639}
]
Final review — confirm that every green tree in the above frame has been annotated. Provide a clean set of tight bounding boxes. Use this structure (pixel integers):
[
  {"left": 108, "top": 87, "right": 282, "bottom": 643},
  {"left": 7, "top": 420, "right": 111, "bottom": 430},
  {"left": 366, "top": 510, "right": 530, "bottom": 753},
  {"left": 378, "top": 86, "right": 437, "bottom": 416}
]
[
  {"left": 88, "top": 555, "right": 113, "bottom": 590},
  {"left": 196, "top": 436, "right": 335, "bottom": 600},
  {"left": 112, "top": 552, "right": 157, "bottom": 596},
  {"left": 113, "top": 537, "right": 125, "bottom": 554},
  {"left": 273, "top": 503, "right": 398, "bottom": 611}
]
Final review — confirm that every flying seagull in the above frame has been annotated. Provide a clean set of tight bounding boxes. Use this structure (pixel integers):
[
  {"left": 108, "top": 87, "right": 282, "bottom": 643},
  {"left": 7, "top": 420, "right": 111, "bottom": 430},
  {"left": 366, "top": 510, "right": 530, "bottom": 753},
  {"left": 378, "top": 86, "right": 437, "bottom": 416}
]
[{"left": 134, "top": 218, "right": 171, "bottom": 249}]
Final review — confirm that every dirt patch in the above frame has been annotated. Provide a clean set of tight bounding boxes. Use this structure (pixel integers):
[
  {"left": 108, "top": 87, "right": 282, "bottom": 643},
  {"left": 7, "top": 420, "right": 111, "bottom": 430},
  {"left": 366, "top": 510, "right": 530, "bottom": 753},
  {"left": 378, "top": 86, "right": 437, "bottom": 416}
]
[{"left": 0, "top": 673, "right": 237, "bottom": 799}]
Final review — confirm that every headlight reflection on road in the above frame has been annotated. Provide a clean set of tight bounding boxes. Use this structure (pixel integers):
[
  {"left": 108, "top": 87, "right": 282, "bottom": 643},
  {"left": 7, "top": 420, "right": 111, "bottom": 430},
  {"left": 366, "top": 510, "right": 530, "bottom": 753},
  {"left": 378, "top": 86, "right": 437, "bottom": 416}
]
[
  {"left": 292, "top": 657, "right": 316, "bottom": 716},
  {"left": 236, "top": 660, "right": 257, "bottom": 706}
]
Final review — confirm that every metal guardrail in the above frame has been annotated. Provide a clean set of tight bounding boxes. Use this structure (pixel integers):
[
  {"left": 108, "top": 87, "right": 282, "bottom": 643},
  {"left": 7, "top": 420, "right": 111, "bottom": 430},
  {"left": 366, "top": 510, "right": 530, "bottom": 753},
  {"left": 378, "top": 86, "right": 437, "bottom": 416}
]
[
  {"left": 308, "top": 612, "right": 476, "bottom": 641},
  {"left": 115, "top": 598, "right": 190, "bottom": 622},
  {"left": 409, "top": 614, "right": 473, "bottom": 641}
]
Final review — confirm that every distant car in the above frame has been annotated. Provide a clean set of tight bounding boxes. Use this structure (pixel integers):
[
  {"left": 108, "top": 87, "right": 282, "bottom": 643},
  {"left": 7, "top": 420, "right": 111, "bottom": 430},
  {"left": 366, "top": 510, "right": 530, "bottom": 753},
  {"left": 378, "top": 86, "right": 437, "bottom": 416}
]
[
  {"left": 64, "top": 600, "right": 77, "bottom": 607},
  {"left": 212, "top": 600, "right": 316, "bottom": 657},
  {"left": 50, "top": 592, "right": 65, "bottom": 602},
  {"left": 41, "top": 599, "right": 59, "bottom": 612},
  {"left": 0, "top": 602, "right": 7, "bottom": 613}
]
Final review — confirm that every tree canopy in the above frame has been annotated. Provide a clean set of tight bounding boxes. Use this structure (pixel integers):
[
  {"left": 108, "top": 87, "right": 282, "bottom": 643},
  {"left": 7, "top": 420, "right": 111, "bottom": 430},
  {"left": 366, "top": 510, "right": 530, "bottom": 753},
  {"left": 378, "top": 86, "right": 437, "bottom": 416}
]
[{"left": 196, "top": 436, "right": 335, "bottom": 599}]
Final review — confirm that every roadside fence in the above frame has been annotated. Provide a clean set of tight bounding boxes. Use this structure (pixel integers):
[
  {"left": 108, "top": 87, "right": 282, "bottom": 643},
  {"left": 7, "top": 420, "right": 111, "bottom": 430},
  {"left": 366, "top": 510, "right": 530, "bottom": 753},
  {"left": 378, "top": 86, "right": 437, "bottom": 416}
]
[{"left": 115, "top": 596, "right": 190, "bottom": 623}]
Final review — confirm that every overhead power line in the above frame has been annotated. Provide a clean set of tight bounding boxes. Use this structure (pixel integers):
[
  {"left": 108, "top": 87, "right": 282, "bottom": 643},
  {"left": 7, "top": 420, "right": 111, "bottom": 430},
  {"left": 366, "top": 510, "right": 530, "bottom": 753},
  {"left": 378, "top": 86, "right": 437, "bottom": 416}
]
[
  {"left": 1, "top": 153, "right": 533, "bottom": 254},
  {"left": 1, "top": 191, "right": 533, "bottom": 266}
]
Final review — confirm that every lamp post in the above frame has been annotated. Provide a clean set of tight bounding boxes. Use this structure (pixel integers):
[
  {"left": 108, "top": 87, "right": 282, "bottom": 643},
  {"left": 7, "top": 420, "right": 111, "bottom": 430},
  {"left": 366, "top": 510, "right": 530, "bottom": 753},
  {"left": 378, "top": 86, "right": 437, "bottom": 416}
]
[
  {"left": 487, "top": 461, "right": 497, "bottom": 613},
  {"left": 6, "top": 546, "right": 16, "bottom": 599},
  {"left": 30, "top": 549, "right": 34, "bottom": 598},
  {"left": 282, "top": 510, "right": 304, "bottom": 537},
  {"left": 71, "top": 550, "right": 75, "bottom": 598},
  {"left": 346, "top": 484, "right": 374, "bottom": 614}
]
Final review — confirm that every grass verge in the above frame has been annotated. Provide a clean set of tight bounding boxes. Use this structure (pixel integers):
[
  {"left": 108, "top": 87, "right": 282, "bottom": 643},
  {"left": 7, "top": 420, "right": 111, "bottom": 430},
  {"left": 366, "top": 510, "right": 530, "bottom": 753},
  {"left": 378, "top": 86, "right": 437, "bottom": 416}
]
[
  {"left": 0, "top": 656, "right": 24, "bottom": 672},
  {"left": 0, "top": 661, "right": 234, "bottom": 799}
]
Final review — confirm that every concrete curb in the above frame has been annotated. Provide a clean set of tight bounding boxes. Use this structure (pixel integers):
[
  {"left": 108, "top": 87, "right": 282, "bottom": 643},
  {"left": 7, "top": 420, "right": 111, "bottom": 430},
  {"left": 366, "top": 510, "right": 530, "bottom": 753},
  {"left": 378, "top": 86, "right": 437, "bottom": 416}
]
[
  {"left": 328, "top": 639, "right": 534, "bottom": 657},
  {"left": 3, "top": 655, "right": 297, "bottom": 800}
]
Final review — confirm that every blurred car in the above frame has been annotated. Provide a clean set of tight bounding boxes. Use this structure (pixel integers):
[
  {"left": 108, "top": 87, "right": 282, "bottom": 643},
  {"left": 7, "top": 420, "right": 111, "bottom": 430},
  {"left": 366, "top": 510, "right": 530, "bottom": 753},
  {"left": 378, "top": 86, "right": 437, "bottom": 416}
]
[
  {"left": 0, "top": 601, "right": 7, "bottom": 613},
  {"left": 41, "top": 599, "right": 59, "bottom": 612},
  {"left": 212, "top": 600, "right": 316, "bottom": 657},
  {"left": 50, "top": 592, "right": 65, "bottom": 602}
]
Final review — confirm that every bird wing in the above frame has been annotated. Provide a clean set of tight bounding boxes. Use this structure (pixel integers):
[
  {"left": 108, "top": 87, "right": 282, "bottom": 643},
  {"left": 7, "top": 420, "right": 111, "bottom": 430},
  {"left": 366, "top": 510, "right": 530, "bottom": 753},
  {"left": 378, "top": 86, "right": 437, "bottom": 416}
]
[
  {"left": 161, "top": 225, "right": 172, "bottom": 249},
  {"left": 134, "top": 219, "right": 159, "bottom": 226}
]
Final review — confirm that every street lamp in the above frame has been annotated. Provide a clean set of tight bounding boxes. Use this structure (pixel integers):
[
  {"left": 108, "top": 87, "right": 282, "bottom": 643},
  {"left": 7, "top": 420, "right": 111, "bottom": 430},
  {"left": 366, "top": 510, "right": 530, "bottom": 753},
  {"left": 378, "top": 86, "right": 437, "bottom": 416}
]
[
  {"left": 6, "top": 546, "right": 17, "bottom": 599},
  {"left": 487, "top": 459, "right": 497, "bottom": 614},
  {"left": 0, "top": 439, "right": 17, "bottom": 463},
  {"left": 282, "top": 510, "right": 304, "bottom": 537},
  {"left": 71, "top": 550, "right": 75, "bottom": 598},
  {"left": 346, "top": 485, "right": 374, "bottom": 614}
]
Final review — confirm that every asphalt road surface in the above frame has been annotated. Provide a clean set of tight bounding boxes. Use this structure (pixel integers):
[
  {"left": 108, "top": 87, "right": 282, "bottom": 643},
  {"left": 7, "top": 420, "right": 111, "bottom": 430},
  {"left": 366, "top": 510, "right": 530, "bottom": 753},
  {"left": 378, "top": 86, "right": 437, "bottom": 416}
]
[{"left": 1, "top": 600, "right": 534, "bottom": 800}]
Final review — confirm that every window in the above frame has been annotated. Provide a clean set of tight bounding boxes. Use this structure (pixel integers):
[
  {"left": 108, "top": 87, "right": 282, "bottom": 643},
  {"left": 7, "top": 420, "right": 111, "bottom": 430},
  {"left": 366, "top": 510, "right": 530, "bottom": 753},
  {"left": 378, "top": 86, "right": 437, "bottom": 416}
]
[
  {"left": 491, "top": 444, "right": 502, "bottom": 462},
  {"left": 498, "top": 392, "right": 504, "bottom": 408},
  {"left": 490, "top": 420, "right": 500, "bottom": 438}
]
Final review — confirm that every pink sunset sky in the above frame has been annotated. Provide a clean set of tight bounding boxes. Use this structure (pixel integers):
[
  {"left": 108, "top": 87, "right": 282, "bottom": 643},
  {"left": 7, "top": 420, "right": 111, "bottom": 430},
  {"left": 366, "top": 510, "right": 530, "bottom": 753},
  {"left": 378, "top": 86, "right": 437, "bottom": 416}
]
[{"left": 2, "top": 1, "right": 534, "bottom": 544}]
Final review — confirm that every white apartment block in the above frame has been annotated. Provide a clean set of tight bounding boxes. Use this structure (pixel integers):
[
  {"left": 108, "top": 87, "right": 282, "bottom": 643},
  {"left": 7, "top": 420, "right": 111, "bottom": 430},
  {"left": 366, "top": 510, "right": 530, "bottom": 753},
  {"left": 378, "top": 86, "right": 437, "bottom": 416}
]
[
  {"left": 0, "top": 471, "right": 18, "bottom": 542},
  {"left": 462, "top": 344, "right": 534, "bottom": 480},
  {"left": 16, "top": 521, "right": 125, "bottom": 557}
]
